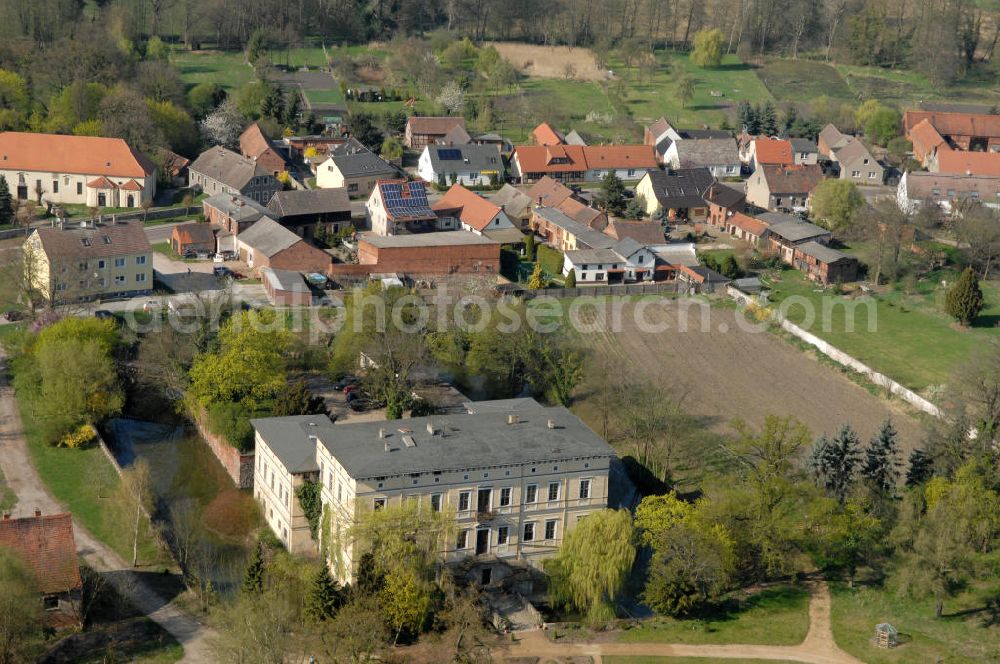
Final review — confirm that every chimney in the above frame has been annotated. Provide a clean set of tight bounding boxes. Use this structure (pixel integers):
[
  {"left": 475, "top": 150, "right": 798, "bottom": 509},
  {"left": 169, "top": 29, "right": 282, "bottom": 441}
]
[
  {"left": 507, "top": 414, "right": 519, "bottom": 425},
  {"left": 384, "top": 440, "right": 391, "bottom": 453},
  {"left": 2, "top": 513, "right": 9, "bottom": 520},
  {"left": 378, "top": 427, "right": 386, "bottom": 439},
  {"left": 547, "top": 419, "right": 557, "bottom": 429},
  {"left": 34, "top": 508, "right": 41, "bottom": 517},
  {"left": 426, "top": 422, "right": 436, "bottom": 435}
]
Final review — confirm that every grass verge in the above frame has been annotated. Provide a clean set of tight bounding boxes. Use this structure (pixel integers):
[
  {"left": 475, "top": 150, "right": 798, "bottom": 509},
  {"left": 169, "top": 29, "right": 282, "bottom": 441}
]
[
  {"left": 14, "top": 390, "right": 171, "bottom": 568},
  {"left": 830, "top": 580, "right": 1000, "bottom": 664},
  {"left": 619, "top": 584, "right": 810, "bottom": 646}
]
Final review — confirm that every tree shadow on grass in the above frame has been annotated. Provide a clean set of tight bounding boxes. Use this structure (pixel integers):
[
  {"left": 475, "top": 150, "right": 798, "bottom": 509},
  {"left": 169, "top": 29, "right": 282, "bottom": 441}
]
[
  {"left": 683, "top": 584, "right": 811, "bottom": 627},
  {"left": 971, "top": 314, "right": 1000, "bottom": 329}
]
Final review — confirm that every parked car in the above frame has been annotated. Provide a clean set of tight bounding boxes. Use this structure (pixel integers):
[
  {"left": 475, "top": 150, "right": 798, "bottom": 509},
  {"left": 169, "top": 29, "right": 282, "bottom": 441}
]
[
  {"left": 212, "top": 253, "right": 225, "bottom": 263},
  {"left": 182, "top": 250, "right": 197, "bottom": 259},
  {"left": 2, "top": 310, "right": 24, "bottom": 321},
  {"left": 93, "top": 310, "right": 114, "bottom": 320},
  {"left": 213, "top": 266, "right": 233, "bottom": 279},
  {"left": 333, "top": 376, "right": 359, "bottom": 390}
]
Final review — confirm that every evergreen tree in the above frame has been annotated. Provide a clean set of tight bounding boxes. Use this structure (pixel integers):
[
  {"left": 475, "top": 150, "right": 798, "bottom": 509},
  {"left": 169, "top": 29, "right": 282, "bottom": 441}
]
[
  {"left": 600, "top": 171, "right": 627, "bottom": 216},
  {"left": 272, "top": 379, "right": 327, "bottom": 417},
  {"left": 527, "top": 262, "right": 546, "bottom": 289},
  {"left": 304, "top": 564, "right": 344, "bottom": 622},
  {"left": 523, "top": 233, "right": 536, "bottom": 261},
  {"left": 862, "top": 419, "right": 901, "bottom": 496},
  {"left": 810, "top": 424, "right": 862, "bottom": 504},
  {"left": 0, "top": 176, "right": 13, "bottom": 226},
  {"left": 905, "top": 448, "right": 934, "bottom": 486},
  {"left": 761, "top": 101, "right": 778, "bottom": 136},
  {"left": 737, "top": 100, "right": 754, "bottom": 132},
  {"left": 261, "top": 85, "right": 285, "bottom": 123},
  {"left": 242, "top": 542, "right": 265, "bottom": 595},
  {"left": 944, "top": 267, "right": 984, "bottom": 326},
  {"left": 285, "top": 92, "right": 302, "bottom": 127},
  {"left": 565, "top": 268, "right": 576, "bottom": 287}
]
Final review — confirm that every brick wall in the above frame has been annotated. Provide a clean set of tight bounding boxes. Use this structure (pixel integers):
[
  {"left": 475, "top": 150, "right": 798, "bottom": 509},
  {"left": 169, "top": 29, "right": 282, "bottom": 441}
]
[
  {"left": 192, "top": 408, "right": 255, "bottom": 488},
  {"left": 358, "top": 240, "right": 501, "bottom": 274}
]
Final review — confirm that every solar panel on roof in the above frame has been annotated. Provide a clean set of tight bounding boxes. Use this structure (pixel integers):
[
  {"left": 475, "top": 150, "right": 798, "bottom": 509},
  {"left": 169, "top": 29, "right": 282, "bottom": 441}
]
[{"left": 437, "top": 148, "right": 462, "bottom": 161}]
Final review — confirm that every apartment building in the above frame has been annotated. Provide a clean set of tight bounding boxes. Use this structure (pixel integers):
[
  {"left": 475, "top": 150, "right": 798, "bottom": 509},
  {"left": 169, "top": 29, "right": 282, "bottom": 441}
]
[{"left": 251, "top": 399, "right": 616, "bottom": 585}]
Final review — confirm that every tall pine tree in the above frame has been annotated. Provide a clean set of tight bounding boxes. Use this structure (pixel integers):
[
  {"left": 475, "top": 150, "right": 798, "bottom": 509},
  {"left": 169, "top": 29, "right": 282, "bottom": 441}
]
[
  {"left": 304, "top": 564, "right": 343, "bottom": 622},
  {"left": 944, "top": 267, "right": 984, "bottom": 326},
  {"left": 809, "top": 424, "right": 862, "bottom": 504},
  {"left": 242, "top": 542, "right": 266, "bottom": 595},
  {"left": 905, "top": 448, "right": 934, "bottom": 486},
  {"left": 760, "top": 102, "right": 778, "bottom": 136},
  {"left": 862, "top": 419, "right": 901, "bottom": 496},
  {"left": 0, "top": 177, "right": 12, "bottom": 226}
]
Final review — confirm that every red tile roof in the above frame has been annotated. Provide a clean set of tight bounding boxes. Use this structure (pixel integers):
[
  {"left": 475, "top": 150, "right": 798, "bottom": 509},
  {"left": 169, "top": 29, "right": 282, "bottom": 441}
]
[
  {"left": 0, "top": 512, "right": 81, "bottom": 595},
  {"left": 526, "top": 176, "right": 575, "bottom": 207},
  {"left": 753, "top": 138, "right": 794, "bottom": 166},
  {"left": 727, "top": 212, "right": 769, "bottom": 237},
  {"left": 407, "top": 116, "right": 466, "bottom": 136},
  {"left": 934, "top": 149, "right": 1000, "bottom": 176},
  {"left": 904, "top": 110, "right": 1000, "bottom": 139},
  {"left": 0, "top": 132, "right": 153, "bottom": 177},
  {"left": 908, "top": 119, "right": 946, "bottom": 160},
  {"left": 119, "top": 179, "right": 143, "bottom": 191},
  {"left": 87, "top": 176, "right": 117, "bottom": 189},
  {"left": 532, "top": 122, "right": 565, "bottom": 146},
  {"left": 558, "top": 196, "right": 606, "bottom": 229},
  {"left": 515, "top": 145, "right": 657, "bottom": 174},
  {"left": 172, "top": 222, "right": 216, "bottom": 245},
  {"left": 432, "top": 184, "right": 504, "bottom": 232},
  {"left": 760, "top": 164, "right": 825, "bottom": 193}
]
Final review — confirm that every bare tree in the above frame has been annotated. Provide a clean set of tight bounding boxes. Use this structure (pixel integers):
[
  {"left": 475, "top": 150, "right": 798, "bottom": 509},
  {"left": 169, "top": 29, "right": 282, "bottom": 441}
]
[{"left": 120, "top": 458, "right": 155, "bottom": 567}]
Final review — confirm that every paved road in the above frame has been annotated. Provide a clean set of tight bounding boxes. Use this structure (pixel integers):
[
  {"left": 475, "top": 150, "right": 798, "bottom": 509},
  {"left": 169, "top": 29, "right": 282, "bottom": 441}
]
[
  {"left": 496, "top": 581, "right": 863, "bottom": 664},
  {"left": 0, "top": 351, "right": 216, "bottom": 663}
]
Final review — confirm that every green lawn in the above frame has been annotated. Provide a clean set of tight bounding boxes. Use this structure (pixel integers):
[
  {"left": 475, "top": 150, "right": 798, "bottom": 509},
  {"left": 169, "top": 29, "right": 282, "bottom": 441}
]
[
  {"left": 152, "top": 242, "right": 201, "bottom": 262},
  {"left": 305, "top": 88, "right": 347, "bottom": 106},
  {"left": 536, "top": 245, "right": 565, "bottom": 277},
  {"left": 619, "top": 585, "right": 810, "bottom": 646},
  {"left": 766, "top": 269, "right": 1000, "bottom": 392},
  {"left": 757, "top": 58, "right": 854, "bottom": 103},
  {"left": 830, "top": 581, "right": 1000, "bottom": 664},
  {"left": 15, "top": 391, "right": 171, "bottom": 568},
  {"left": 172, "top": 50, "right": 254, "bottom": 91}
]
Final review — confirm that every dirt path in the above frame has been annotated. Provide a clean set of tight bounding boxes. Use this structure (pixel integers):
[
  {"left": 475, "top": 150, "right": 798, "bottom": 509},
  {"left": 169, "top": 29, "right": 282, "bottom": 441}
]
[
  {"left": 497, "top": 581, "right": 862, "bottom": 664},
  {"left": 0, "top": 351, "right": 216, "bottom": 663}
]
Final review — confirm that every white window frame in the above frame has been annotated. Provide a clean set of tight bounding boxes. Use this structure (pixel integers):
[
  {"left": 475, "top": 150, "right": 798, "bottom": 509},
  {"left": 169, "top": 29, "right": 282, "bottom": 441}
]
[
  {"left": 579, "top": 478, "right": 591, "bottom": 500},
  {"left": 547, "top": 482, "right": 560, "bottom": 502},
  {"left": 544, "top": 519, "right": 557, "bottom": 540},
  {"left": 525, "top": 484, "right": 537, "bottom": 504},
  {"left": 499, "top": 487, "right": 512, "bottom": 507},
  {"left": 523, "top": 522, "right": 535, "bottom": 542},
  {"left": 458, "top": 491, "right": 471, "bottom": 512},
  {"left": 456, "top": 529, "right": 469, "bottom": 550}
]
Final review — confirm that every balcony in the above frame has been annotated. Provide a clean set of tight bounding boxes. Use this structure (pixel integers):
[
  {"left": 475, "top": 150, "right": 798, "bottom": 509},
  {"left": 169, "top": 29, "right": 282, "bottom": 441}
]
[{"left": 476, "top": 510, "right": 497, "bottom": 522}]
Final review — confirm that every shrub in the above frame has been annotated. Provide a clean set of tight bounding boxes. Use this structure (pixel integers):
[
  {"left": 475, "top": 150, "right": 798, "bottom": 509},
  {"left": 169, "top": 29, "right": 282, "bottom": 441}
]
[
  {"left": 206, "top": 401, "right": 256, "bottom": 453},
  {"left": 59, "top": 424, "right": 96, "bottom": 449}
]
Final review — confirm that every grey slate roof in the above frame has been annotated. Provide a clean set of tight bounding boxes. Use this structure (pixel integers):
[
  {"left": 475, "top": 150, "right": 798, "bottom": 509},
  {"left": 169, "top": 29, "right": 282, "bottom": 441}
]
[
  {"left": 330, "top": 138, "right": 370, "bottom": 157},
  {"left": 790, "top": 138, "right": 819, "bottom": 154},
  {"left": 189, "top": 147, "right": 271, "bottom": 190},
  {"left": 203, "top": 194, "right": 271, "bottom": 224},
  {"left": 612, "top": 237, "right": 644, "bottom": 258},
  {"left": 765, "top": 219, "right": 831, "bottom": 243},
  {"left": 329, "top": 151, "right": 397, "bottom": 177},
  {"left": 262, "top": 267, "right": 311, "bottom": 293},
  {"left": 463, "top": 398, "right": 545, "bottom": 414},
  {"left": 677, "top": 129, "right": 732, "bottom": 140},
  {"left": 533, "top": 207, "right": 615, "bottom": 249},
  {"left": 320, "top": 407, "right": 615, "bottom": 479},
  {"left": 564, "top": 130, "right": 588, "bottom": 146},
  {"left": 238, "top": 217, "right": 301, "bottom": 257},
  {"left": 796, "top": 241, "right": 852, "bottom": 264},
  {"left": 642, "top": 168, "right": 716, "bottom": 208},
  {"left": 424, "top": 144, "right": 506, "bottom": 176},
  {"left": 565, "top": 248, "right": 623, "bottom": 265},
  {"left": 34, "top": 220, "right": 151, "bottom": 261},
  {"left": 250, "top": 415, "right": 323, "bottom": 473},
  {"left": 268, "top": 188, "right": 351, "bottom": 218},
  {"left": 253, "top": 400, "right": 615, "bottom": 480},
  {"left": 491, "top": 185, "right": 532, "bottom": 218}
]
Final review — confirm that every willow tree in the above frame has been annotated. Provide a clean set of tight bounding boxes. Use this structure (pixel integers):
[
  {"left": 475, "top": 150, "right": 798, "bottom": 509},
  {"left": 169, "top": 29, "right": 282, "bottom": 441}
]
[{"left": 544, "top": 509, "right": 636, "bottom": 625}]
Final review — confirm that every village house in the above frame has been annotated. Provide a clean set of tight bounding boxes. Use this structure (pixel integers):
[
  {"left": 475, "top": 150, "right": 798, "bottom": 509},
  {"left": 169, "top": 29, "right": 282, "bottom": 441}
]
[
  {"left": 745, "top": 164, "right": 824, "bottom": 211},
  {"left": 416, "top": 144, "right": 506, "bottom": 186},
  {"left": 904, "top": 110, "right": 1000, "bottom": 156},
  {"left": 350, "top": 231, "right": 501, "bottom": 276},
  {"left": 512, "top": 144, "right": 657, "bottom": 184},
  {"left": 437, "top": 124, "right": 473, "bottom": 146},
  {"left": 252, "top": 399, "right": 615, "bottom": 585},
  {"left": 0, "top": 132, "right": 156, "bottom": 208},
  {"left": 760, "top": 213, "right": 832, "bottom": 264},
  {"left": 432, "top": 184, "right": 518, "bottom": 239},
  {"left": 896, "top": 171, "right": 1000, "bottom": 213},
  {"left": 603, "top": 219, "right": 665, "bottom": 245},
  {"left": 239, "top": 122, "right": 289, "bottom": 177},
  {"left": 490, "top": 185, "right": 533, "bottom": 228},
  {"left": 188, "top": 147, "right": 280, "bottom": 205},
  {"left": 831, "top": 140, "right": 884, "bottom": 184},
  {"left": 526, "top": 177, "right": 608, "bottom": 230},
  {"left": 818, "top": 124, "right": 853, "bottom": 158},
  {"left": 725, "top": 212, "right": 770, "bottom": 247},
  {"left": 907, "top": 118, "right": 949, "bottom": 166},
  {"left": 236, "top": 217, "right": 332, "bottom": 274},
  {"left": 562, "top": 237, "right": 656, "bottom": 284},
  {"left": 790, "top": 138, "right": 820, "bottom": 166},
  {"left": 24, "top": 220, "right": 152, "bottom": 303},
  {"left": 315, "top": 150, "right": 398, "bottom": 198},
  {"left": 704, "top": 182, "right": 747, "bottom": 227},
  {"left": 531, "top": 122, "right": 566, "bottom": 146},
  {"left": 530, "top": 206, "right": 616, "bottom": 252},
  {"left": 367, "top": 179, "right": 450, "bottom": 235},
  {"left": 262, "top": 267, "right": 314, "bottom": 307},
  {"left": 930, "top": 150, "right": 1000, "bottom": 177},
  {"left": 644, "top": 117, "right": 679, "bottom": 164},
  {"left": 634, "top": 168, "right": 716, "bottom": 220},
  {"left": 745, "top": 137, "right": 794, "bottom": 171},
  {"left": 677, "top": 265, "right": 731, "bottom": 294},
  {"left": 793, "top": 241, "right": 859, "bottom": 285},
  {"left": 267, "top": 188, "right": 352, "bottom": 240},
  {"left": 170, "top": 222, "right": 216, "bottom": 257},
  {"left": 405, "top": 116, "right": 467, "bottom": 148},
  {"left": 202, "top": 193, "right": 271, "bottom": 241},
  {"left": 658, "top": 127, "right": 740, "bottom": 178},
  {"left": 155, "top": 148, "right": 191, "bottom": 188},
  {"left": 0, "top": 511, "right": 82, "bottom": 628}
]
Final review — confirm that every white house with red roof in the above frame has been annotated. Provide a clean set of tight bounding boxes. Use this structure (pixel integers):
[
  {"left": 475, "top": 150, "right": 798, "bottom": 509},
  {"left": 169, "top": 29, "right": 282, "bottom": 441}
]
[
  {"left": 0, "top": 131, "right": 155, "bottom": 208},
  {"left": 431, "top": 184, "right": 515, "bottom": 236}
]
